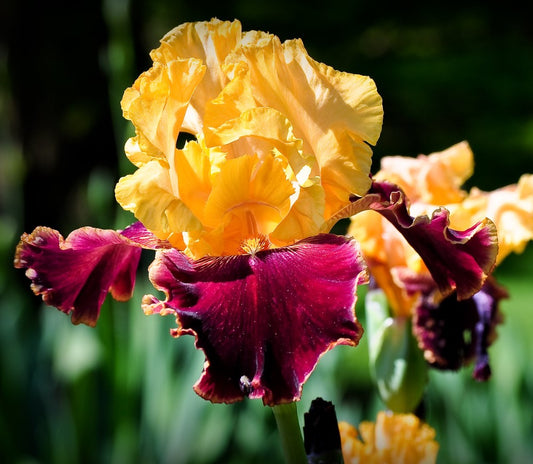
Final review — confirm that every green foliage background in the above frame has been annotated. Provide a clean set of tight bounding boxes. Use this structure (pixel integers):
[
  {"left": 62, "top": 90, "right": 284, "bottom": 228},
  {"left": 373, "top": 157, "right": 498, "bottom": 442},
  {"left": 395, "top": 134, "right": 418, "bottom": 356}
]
[{"left": 1, "top": 1, "right": 532, "bottom": 463}]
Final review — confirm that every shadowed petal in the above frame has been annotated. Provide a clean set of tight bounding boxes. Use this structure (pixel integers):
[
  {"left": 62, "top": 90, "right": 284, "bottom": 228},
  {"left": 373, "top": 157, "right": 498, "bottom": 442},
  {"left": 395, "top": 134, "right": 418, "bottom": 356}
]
[
  {"left": 330, "top": 180, "right": 498, "bottom": 300},
  {"left": 413, "top": 278, "right": 507, "bottom": 380},
  {"left": 142, "top": 234, "right": 367, "bottom": 405},
  {"left": 14, "top": 226, "right": 145, "bottom": 326}
]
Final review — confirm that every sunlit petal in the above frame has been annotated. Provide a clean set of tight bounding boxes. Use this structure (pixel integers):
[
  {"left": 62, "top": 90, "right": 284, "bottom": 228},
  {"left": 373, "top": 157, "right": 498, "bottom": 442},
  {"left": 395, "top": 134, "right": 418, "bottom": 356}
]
[
  {"left": 204, "top": 106, "right": 311, "bottom": 181},
  {"left": 234, "top": 31, "right": 382, "bottom": 206},
  {"left": 202, "top": 154, "right": 295, "bottom": 251},
  {"left": 270, "top": 181, "right": 325, "bottom": 245},
  {"left": 203, "top": 60, "right": 257, "bottom": 129},
  {"left": 452, "top": 173, "right": 533, "bottom": 264},
  {"left": 168, "top": 140, "right": 213, "bottom": 223},
  {"left": 152, "top": 19, "right": 242, "bottom": 134}
]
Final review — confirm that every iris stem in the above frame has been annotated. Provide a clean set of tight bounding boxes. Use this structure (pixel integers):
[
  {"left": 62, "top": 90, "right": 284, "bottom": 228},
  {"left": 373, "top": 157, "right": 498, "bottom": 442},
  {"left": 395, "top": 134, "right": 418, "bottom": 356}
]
[{"left": 272, "top": 402, "right": 307, "bottom": 464}]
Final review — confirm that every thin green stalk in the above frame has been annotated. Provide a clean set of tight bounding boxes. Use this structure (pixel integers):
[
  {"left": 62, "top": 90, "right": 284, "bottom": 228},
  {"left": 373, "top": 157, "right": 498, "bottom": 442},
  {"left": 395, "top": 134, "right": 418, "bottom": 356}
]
[{"left": 272, "top": 402, "right": 307, "bottom": 464}]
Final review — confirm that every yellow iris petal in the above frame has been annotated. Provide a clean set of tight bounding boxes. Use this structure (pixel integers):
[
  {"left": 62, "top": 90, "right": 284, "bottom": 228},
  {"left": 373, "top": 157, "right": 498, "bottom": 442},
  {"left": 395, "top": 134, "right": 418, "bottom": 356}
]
[
  {"left": 348, "top": 210, "right": 422, "bottom": 317},
  {"left": 115, "top": 161, "right": 201, "bottom": 248},
  {"left": 234, "top": 31, "right": 382, "bottom": 206},
  {"left": 203, "top": 154, "right": 294, "bottom": 249},
  {"left": 123, "top": 134, "right": 164, "bottom": 168},
  {"left": 151, "top": 19, "right": 242, "bottom": 134},
  {"left": 270, "top": 180, "right": 325, "bottom": 245},
  {"left": 122, "top": 58, "right": 206, "bottom": 159},
  {"left": 318, "top": 131, "right": 374, "bottom": 217},
  {"left": 451, "top": 173, "right": 533, "bottom": 264},
  {"left": 340, "top": 412, "right": 439, "bottom": 464},
  {"left": 122, "top": 59, "right": 205, "bottom": 160},
  {"left": 167, "top": 140, "right": 213, "bottom": 223},
  {"left": 203, "top": 61, "right": 257, "bottom": 129},
  {"left": 376, "top": 141, "right": 473, "bottom": 207},
  {"left": 205, "top": 106, "right": 312, "bottom": 182}
]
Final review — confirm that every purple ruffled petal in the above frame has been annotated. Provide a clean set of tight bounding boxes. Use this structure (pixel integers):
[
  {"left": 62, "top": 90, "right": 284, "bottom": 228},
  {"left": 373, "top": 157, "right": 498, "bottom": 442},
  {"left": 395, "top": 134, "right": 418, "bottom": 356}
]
[
  {"left": 412, "top": 277, "right": 507, "bottom": 380},
  {"left": 331, "top": 180, "right": 498, "bottom": 300},
  {"left": 14, "top": 225, "right": 145, "bottom": 326},
  {"left": 142, "top": 234, "right": 367, "bottom": 406}
]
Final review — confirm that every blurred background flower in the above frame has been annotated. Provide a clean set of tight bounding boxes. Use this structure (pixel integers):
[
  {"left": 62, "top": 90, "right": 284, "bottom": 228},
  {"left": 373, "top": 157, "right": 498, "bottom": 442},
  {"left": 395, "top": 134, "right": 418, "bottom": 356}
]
[
  {"left": 339, "top": 411, "right": 439, "bottom": 464},
  {"left": 2, "top": 1, "right": 533, "bottom": 463}
]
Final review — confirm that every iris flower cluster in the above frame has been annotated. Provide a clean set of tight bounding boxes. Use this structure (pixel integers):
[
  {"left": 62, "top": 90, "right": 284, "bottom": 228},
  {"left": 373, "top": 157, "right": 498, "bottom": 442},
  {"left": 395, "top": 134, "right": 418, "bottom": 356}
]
[
  {"left": 14, "top": 19, "right": 533, "bottom": 463},
  {"left": 351, "top": 142, "right": 532, "bottom": 385}
]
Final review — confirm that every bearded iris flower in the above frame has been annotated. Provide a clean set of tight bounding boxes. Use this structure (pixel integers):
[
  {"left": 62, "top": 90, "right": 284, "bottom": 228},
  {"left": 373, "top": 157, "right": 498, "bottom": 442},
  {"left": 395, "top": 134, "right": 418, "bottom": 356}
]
[
  {"left": 15, "top": 19, "right": 498, "bottom": 410},
  {"left": 349, "top": 142, "right": 533, "bottom": 381}
]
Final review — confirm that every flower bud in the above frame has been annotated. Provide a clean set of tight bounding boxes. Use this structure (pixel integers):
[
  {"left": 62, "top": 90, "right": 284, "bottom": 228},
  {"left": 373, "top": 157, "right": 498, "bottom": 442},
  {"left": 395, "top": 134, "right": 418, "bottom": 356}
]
[{"left": 366, "top": 289, "right": 428, "bottom": 413}]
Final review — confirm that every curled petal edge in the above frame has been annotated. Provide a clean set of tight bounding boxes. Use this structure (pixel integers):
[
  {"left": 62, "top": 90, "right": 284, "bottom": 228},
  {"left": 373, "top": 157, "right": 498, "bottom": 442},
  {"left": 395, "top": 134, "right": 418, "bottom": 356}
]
[{"left": 325, "top": 180, "right": 498, "bottom": 300}]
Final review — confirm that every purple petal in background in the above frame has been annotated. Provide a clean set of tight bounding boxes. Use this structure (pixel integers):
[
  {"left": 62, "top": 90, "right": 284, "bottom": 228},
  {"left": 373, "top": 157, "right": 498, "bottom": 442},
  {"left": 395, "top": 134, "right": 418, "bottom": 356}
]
[
  {"left": 143, "top": 234, "right": 367, "bottom": 406},
  {"left": 413, "top": 277, "right": 507, "bottom": 380},
  {"left": 339, "top": 181, "right": 498, "bottom": 300}
]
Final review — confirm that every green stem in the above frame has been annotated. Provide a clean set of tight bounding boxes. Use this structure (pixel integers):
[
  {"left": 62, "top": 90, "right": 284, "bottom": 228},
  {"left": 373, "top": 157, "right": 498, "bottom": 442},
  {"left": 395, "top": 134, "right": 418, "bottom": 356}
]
[{"left": 272, "top": 402, "right": 308, "bottom": 464}]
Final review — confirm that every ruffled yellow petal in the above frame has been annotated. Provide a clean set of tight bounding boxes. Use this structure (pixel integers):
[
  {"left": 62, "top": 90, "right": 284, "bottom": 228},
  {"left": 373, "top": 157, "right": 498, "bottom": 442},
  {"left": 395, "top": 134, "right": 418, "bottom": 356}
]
[
  {"left": 203, "top": 60, "right": 257, "bottom": 129},
  {"left": 340, "top": 412, "right": 439, "bottom": 464},
  {"left": 451, "top": 173, "right": 533, "bottom": 264},
  {"left": 205, "top": 106, "right": 312, "bottom": 182},
  {"left": 233, "top": 31, "right": 383, "bottom": 208},
  {"left": 376, "top": 141, "right": 473, "bottom": 206},
  {"left": 122, "top": 58, "right": 206, "bottom": 159},
  {"left": 151, "top": 19, "right": 242, "bottom": 134},
  {"left": 203, "top": 154, "right": 294, "bottom": 252},
  {"left": 123, "top": 134, "right": 164, "bottom": 167},
  {"left": 115, "top": 161, "right": 201, "bottom": 248}
]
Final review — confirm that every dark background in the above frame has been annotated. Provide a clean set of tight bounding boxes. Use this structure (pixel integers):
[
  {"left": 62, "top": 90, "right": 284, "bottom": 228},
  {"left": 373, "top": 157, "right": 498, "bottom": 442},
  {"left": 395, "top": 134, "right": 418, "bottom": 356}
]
[{"left": 2, "top": 1, "right": 532, "bottom": 463}]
